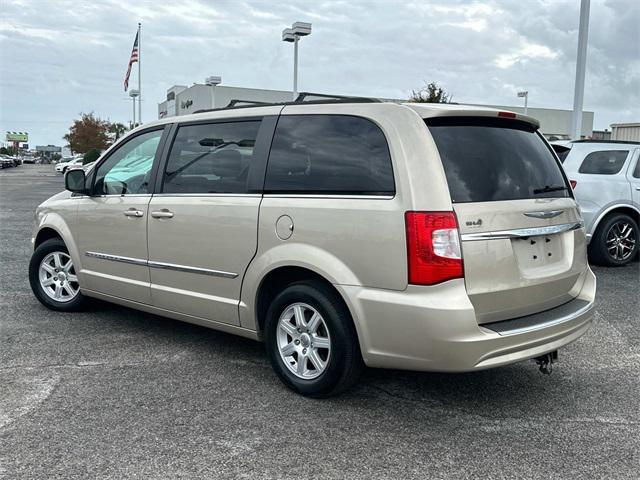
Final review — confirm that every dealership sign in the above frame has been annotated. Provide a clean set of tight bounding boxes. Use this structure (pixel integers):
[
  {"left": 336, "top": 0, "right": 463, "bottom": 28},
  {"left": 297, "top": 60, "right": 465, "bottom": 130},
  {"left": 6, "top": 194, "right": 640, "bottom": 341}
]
[{"left": 6, "top": 131, "right": 28, "bottom": 142}]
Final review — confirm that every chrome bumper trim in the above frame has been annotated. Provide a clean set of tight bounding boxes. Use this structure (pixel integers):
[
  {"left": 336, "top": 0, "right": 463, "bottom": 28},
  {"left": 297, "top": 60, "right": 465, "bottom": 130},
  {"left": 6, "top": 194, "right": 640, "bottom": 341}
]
[{"left": 481, "top": 299, "right": 594, "bottom": 336}]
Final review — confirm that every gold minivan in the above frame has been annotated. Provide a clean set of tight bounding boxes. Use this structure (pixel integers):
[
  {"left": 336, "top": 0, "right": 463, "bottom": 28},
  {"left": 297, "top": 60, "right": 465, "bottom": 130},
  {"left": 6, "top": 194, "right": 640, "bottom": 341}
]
[{"left": 29, "top": 97, "right": 596, "bottom": 396}]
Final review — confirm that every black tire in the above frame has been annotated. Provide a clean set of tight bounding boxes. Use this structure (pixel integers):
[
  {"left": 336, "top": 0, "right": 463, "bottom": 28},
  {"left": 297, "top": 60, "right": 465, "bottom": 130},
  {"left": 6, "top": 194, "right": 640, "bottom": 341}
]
[
  {"left": 589, "top": 213, "right": 639, "bottom": 266},
  {"left": 29, "top": 238, "right": 87, "bottom": 311},
  {"left": 264, "top": 281, "right": 363, "bottom": 397}
]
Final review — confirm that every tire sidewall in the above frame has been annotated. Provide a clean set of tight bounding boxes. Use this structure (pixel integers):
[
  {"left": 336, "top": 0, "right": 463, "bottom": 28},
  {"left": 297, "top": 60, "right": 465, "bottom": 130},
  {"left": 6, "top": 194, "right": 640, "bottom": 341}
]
[
  {"left": 29, "top": 238, "right": 85, "bottom": 311},
  {"left": 593, "top": 214, "right": 639, "bottom": 266},
  {"left": 264, "top": 282, "right": 358, "bottom": 397}
]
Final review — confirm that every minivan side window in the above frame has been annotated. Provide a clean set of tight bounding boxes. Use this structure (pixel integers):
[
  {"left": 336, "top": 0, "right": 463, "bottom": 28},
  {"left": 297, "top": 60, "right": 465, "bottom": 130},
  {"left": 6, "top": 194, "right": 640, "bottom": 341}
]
[
  {"left": 578, "top": 150, "right": 628, "bottom": 175},
  {"left": 93, "top": 129, "right": 163, "bottom": 195},
  {"left": 162, "top": 121, "right": 261, "bottom": 194},
  {"left": 264, "top": 115, "right": 394, "bottom": 195},
  {"left": 632, "top": 156, "right": 640, "bottom": 178}
]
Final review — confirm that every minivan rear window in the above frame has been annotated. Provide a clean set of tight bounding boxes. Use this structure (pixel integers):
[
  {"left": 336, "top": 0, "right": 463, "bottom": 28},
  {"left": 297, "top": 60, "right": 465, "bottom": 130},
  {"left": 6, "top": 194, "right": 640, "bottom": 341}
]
[{"left": 426, "top": 117, "right": 570, "bottom": 203}]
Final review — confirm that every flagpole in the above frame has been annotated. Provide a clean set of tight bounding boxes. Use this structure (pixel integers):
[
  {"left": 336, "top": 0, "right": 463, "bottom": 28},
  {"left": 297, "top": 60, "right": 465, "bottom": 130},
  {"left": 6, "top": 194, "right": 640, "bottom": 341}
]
[{"left": 137, "top": 22, "right": 142, "bottom": 124}]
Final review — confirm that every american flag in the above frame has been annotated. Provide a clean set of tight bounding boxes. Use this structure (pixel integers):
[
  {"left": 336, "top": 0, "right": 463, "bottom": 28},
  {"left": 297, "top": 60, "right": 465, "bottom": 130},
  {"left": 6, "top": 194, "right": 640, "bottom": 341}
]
[{"left": 123, "top": 31, "right": 139, "bottom": 91}]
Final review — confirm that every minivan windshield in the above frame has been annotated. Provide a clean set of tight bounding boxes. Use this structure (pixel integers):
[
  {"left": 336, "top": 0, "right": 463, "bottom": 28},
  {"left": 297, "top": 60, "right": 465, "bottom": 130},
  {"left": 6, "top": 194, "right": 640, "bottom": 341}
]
[{"left": 426, "top": 117, "right": 570, "bottom": 203}]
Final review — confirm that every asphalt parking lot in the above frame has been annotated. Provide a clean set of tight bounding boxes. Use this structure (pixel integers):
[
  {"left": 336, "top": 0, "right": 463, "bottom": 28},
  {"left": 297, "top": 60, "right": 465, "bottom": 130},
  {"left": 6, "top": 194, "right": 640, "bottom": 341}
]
[{"left": 1, "top": 164, "right": 639, "bottom": 479}]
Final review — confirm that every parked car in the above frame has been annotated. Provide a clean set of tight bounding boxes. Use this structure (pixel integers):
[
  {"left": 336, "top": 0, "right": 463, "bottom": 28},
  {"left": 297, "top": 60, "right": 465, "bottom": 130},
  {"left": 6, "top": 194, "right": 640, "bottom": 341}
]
[
  {"left": 22, "top": 155, "right": 36, "bottom": 164},
  {"left": 552, "top": 140, "right": 639, "bottom": 266},
  {"left": 29, "top": 98, "right": 596, "bottom": 397},
  {"left": 0, "top": 155, "right": 15, "bottom": 168},
  {"left": 55, "top": 157, "right": 84, "bottom": 173}
]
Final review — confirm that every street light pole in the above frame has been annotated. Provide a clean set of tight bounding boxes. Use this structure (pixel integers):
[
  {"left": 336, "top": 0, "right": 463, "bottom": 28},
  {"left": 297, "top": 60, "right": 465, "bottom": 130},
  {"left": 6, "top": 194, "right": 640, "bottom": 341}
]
[
  {"left": 129, "top": 89, "right": 139, "bottom": 128},
  {"left": 293, "top": 35, "right": 299, "bottom": 99},
  {"left": 282, "top": 22, "right": 312, "bottom": 101},
  {"left": 517, "top": 91, "right": 528, "bottom": 115},
  {"left": 571, "top": 0, "right": 591, "bottom": 140}
]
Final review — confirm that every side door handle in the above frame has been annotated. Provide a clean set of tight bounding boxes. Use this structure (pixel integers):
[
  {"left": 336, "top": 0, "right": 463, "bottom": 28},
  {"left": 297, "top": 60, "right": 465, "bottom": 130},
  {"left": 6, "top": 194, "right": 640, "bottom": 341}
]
[
  {"left": 123, "top": 208, "right": 144, "bottom": 218},
  {"left": 151, "top": 209, "right": 174, "bottom": 219},
  {"left": 636, "top": 187, "right": 640, "bottom": 191}
]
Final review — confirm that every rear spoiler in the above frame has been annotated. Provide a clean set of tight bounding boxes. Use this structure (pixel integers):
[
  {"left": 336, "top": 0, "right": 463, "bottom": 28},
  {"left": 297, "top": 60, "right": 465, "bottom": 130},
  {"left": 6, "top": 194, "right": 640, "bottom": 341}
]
[
  {"left": 424, "top": 115, "right": 539, "bottom": 132},
  {"left": 405, "top": 104, "right": 540, "bottom": 130}
]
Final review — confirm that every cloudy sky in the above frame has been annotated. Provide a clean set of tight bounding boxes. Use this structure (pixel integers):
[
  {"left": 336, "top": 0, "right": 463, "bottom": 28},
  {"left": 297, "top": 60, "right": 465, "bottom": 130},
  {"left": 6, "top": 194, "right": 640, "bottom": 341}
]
[{"left": 1, "top": 0, "right": 638, "bottom": 146}]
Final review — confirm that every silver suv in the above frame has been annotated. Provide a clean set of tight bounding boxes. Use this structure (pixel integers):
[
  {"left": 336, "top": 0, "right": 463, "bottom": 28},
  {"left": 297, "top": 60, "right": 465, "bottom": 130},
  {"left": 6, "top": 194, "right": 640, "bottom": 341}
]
[
  {"left": 554, "top": 140, "right": 640, "bottom": 266},
  {"left": 29, "top": 98, "right": 596, "bottom": 397}
]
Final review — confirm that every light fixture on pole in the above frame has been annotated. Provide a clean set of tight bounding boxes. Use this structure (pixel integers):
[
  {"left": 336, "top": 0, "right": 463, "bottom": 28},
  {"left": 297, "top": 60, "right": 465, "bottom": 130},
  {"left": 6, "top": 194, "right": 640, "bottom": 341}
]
[
  {"left": 282, "top": 21, "right": 312, "bottom": 100},
  {"left": 129, "top": 89, "right": 139, "bottom": 128},
  {"left": 205, "top": 76, "right": 222, "bottom": 109},
  {"left": 517, "top": 91, "right": 528, "bottom": 115}
]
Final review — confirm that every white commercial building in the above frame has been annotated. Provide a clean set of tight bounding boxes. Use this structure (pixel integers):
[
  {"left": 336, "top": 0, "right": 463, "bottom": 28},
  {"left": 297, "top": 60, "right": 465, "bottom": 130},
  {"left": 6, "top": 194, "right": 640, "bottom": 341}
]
[
  {"left": 158, "top": 81, "right": 594, "bottom": 139},
  {"left": 159, "top": 80, "right": 291, "bottom": 119}
]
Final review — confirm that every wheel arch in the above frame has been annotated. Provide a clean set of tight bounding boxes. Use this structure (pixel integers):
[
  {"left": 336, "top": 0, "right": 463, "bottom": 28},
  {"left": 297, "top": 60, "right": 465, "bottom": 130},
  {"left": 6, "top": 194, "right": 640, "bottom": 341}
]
[
  {"left": 34, "top": 227, "right": 63, "bottom": 248},
  {"left": 245, "top": 264, "right": 364, "bottom": 356},
  {"left": 33, "top": 217, "right": 83, "bottom": 273},
  {"left": 590, "top": 204, "right": 640, "bottom": 238}
]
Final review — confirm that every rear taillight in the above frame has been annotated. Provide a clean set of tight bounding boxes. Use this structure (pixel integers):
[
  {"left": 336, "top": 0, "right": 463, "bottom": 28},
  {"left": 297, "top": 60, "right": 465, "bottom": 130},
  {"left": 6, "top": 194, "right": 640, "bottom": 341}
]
[
  {"left": 405, "top": 211, "right": 463, "bottom": 285},
  {"left": 570, "top": 180, "right": 577, "bottom": 189}
]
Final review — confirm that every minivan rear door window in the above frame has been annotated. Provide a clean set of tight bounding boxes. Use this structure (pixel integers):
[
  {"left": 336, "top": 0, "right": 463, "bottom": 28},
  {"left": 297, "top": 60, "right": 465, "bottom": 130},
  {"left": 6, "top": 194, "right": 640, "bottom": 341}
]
[
  {"left": 265, "top": 115, "right": 395, "bottom": 195},
  {"left": 426, "top": 117, "right": 570, "bottom": 203}
]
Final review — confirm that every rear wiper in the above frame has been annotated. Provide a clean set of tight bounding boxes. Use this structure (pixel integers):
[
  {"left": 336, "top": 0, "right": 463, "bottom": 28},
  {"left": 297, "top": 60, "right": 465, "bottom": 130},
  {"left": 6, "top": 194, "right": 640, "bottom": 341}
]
[{"left": 533, "top": 184, "right": 569, "bottom": 194}]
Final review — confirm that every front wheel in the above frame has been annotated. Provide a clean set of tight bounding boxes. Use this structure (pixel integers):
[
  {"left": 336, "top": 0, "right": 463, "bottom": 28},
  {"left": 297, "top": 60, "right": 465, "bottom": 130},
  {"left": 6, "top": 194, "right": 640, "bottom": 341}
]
[
  {"left": 589, "top": 213, "right": 638, "bottom": 266},
  {"left": 29, "top": 238, "right": 87, "bottom": 311},
  {"left": 264, "top": 281, "right": 363, "bottom": 397}
]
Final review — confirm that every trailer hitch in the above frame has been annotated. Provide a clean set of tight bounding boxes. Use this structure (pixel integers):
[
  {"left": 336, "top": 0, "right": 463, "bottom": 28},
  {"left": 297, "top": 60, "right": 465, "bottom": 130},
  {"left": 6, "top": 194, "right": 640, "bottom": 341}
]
[{"left": 534, "top": 350, "right": 558, "bottom": 375}]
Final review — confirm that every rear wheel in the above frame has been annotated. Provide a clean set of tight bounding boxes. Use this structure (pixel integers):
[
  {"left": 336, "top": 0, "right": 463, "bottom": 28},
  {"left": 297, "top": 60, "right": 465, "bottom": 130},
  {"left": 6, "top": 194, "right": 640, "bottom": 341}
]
[
  {"left": 264, "top": 281, "right": 363, "bottom": 397},
  {"left": 29, "top": 238, "right": 87, "bottom": 311},
  {"left": 589, "top": 213, "right": 638, "bottom": 266}
]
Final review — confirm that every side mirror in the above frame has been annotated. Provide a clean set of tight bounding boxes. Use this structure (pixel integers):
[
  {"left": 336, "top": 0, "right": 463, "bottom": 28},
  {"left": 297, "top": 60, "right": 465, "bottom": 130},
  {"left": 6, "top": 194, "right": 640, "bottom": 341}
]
[{"left": 65, "top": 168, "right": 88, "bottom": 194}]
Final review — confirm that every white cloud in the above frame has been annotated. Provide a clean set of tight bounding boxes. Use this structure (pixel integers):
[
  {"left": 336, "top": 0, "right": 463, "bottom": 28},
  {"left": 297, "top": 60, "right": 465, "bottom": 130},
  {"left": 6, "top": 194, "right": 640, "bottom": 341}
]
[
  {"left": 494, "top": 43, "right": 560, "bottom": 68},
  {"left": 0, "top": 0, "right": 638, "bottom": 146}
]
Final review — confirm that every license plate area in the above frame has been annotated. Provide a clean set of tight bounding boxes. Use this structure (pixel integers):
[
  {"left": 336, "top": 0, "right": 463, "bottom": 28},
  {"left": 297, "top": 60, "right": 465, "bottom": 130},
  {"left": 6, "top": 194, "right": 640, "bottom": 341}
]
[{"left": 512, "top": 233, "right": 565, "bottom": 272}]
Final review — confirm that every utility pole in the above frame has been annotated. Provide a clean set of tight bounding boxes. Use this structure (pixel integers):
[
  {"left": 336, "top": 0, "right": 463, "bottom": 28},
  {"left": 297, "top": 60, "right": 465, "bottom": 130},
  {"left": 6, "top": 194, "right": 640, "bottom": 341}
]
[{"left": 571, "top": 0, "right": 590, "bottom": 140}]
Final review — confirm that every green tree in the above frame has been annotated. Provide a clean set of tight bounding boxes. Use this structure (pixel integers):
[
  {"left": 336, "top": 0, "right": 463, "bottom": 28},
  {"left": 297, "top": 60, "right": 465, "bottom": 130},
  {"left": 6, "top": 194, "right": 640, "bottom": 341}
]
[
  {"left": 0, "top": 147, "right": 8, "bottom": 155},
  {"left": 409, "top": 81, "right": 452, "bottom": 103},
  {"left": 63, "top": 113, "right": 111, "bottom": 154},
  {"left": 109, "top": 122, "right": 128, "bottom": 141},
  {"left": 83, "top": 148, "right": 101, "bottom": 165}
]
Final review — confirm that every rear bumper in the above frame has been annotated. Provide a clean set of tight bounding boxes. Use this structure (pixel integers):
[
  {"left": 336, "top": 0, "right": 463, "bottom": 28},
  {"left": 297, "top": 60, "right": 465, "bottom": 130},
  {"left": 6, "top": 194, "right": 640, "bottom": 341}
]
[{"left": 337, "top": 268, "right": 596, "bottom": 372}]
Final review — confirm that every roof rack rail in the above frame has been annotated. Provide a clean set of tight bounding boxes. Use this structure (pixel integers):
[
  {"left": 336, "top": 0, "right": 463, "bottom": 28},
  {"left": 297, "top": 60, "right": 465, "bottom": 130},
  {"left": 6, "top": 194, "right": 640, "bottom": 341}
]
[
  {"left": 225, "top": 99, "right": 273, "bottom": 108},
  {"left": 294, "top": 92, "right": 381, "bottom": 103},
  {"left": 572, "top": 139, "right": 640, "bottom": 145},
  {"left": 191, "top": 92, "right": 381, "bottom": 115}
]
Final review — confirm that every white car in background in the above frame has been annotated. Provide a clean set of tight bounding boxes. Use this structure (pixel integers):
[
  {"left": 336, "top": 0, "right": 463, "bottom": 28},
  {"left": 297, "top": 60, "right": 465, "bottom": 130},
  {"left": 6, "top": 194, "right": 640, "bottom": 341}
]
[
  {"left": 552, "top": 140, "right": 640, "bottom": 266},
  {"left": 55, "top": 157, "right": 84, "bottom": 173}
]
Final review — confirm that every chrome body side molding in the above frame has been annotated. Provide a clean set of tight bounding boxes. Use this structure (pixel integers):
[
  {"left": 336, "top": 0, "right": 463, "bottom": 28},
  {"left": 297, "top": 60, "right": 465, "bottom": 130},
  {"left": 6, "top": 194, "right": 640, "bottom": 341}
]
[
  {"left": 460, "top": 222, "right": 584, "bottom": 241},
  {"left": 85, "top": 251, "right": 148, "bottom": 266},
  {"left": 85, "top": 252, "right": 238, "bottom": 279},
  {"left": 147, "top": 260, "right": 238, "bottom": 278}
]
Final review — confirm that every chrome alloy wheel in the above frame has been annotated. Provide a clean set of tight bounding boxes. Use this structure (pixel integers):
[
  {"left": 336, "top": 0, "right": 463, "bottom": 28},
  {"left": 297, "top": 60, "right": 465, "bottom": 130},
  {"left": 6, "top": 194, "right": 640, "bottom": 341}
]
[
  {"left": 606, "top": 221, "right": 637, "bottom": 261},
  {"left": 277, "top": 302, "right": 331, "bottom": 379},
  {"left": 38, "top": 251, "right": 79, "bottom": 302}
]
